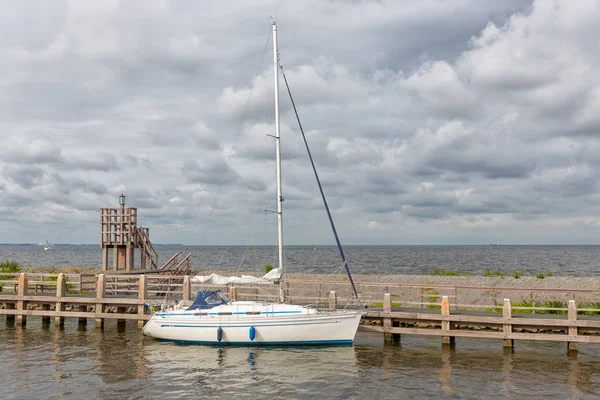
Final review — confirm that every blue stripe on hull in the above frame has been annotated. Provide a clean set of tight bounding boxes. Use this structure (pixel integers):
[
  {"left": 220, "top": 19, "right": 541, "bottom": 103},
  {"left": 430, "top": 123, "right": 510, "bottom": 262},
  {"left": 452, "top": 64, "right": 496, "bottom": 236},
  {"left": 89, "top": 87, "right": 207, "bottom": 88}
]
[
  {"left": 159, "top": 321, "right": 340, "bottom": 328},
  {"left": 156, "top": 338, "right": 353, "bottom": 346}
]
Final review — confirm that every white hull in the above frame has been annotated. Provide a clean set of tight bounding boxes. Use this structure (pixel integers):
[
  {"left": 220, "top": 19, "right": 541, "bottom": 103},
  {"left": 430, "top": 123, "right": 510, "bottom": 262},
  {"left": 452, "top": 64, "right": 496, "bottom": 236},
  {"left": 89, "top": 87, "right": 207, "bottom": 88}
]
[{"left": 142, "top": 302, "right": 362, "bottom": 345}]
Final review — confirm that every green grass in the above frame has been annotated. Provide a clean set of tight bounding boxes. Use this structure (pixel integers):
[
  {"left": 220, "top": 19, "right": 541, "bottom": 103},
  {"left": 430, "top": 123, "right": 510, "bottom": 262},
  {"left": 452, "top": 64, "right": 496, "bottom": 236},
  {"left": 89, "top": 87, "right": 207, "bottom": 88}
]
[
  {"left": 428, "top": 268, "right": 531, "bottom": 278},
  {"left": 511, "top": 300, "right": 568, "bottom": 315},
  {"left": 0, "top": 260, "right": 22, "bottom": 281},
  {"left": 429, "top": 268, "right": 473, "bottom": 276},
  {"left": 264, "top": 264, "right": 273, "bottom": 273},
  {"left": 481, "top": 269, "right": 524, "bottom": 278},
  {"left": 370, "top": 301, "right": 401, "bottom": 308},
  {"left": 424, "top": 288, "right": 441, "bottom": 310},
  {"left": 580, "top": 302, "right": 600, "bottom": 316}
]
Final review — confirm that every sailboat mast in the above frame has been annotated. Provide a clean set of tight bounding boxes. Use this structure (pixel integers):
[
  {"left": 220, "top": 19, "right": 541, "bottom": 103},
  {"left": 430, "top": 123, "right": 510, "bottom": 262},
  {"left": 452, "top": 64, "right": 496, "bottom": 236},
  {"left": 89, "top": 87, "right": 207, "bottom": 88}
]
[{"left": 273, "top": 22, "right": 286, "bottom": 303}]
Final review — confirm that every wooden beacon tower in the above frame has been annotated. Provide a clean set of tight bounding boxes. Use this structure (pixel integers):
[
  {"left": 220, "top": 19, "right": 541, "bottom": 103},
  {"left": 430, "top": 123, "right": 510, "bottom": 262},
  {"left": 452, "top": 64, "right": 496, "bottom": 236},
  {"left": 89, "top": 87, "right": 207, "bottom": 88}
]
[{"left": 100, "top": 194, "right": 158, "bottom": 272}]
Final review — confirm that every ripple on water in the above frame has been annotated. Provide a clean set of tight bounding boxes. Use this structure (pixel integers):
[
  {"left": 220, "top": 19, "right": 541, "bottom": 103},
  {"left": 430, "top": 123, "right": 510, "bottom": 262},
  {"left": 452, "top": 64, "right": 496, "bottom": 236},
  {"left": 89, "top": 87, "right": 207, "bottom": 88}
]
[{"left": 1, "top": 320, "right": 600, "bottom": 398}]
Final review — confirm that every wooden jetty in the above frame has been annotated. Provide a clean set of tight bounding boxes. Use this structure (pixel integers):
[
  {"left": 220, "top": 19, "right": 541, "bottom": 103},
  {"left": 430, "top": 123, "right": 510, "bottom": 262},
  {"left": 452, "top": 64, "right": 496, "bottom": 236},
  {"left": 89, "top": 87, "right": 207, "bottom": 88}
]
[{"left": 1, "top": 272, "right": 600, "bottom": 352}]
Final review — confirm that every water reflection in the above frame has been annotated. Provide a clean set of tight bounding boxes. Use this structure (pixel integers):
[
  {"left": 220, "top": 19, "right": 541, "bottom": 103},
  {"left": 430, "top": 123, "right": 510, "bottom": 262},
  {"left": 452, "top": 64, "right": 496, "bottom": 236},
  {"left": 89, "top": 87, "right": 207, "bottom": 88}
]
[
  {"left": 142, "top": 341, "right": 360, "bottom": 399},
  {"left": 91, "top": 321, "right": 148, "bottom": 386},
  {"left": 247, "top": 352, "right": 255, "bottom": 367},
  {"left": 440, "top": 346, "right": 453, "bottom": 396},
  {"left": 2, "top": 325, "right": 600, "bottom": 398},
  {"left": 501, "top": 347, "right": 513, "bottom": 397}
]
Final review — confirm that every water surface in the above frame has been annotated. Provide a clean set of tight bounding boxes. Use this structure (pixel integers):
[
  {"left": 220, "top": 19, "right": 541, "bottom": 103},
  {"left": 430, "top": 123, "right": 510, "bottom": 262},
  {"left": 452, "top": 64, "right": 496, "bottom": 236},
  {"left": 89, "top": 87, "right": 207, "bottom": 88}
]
[
  {"left": 1, "top": 245, "right": 600, "bottom": 276},
  {"left": 1, "top": 318, "right": 600, "bottom": 399}
]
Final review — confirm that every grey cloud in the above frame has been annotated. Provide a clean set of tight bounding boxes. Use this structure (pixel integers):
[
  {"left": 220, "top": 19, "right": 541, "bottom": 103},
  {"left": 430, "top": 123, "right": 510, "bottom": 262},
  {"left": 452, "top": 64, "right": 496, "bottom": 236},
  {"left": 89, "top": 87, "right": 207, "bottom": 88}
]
[
  {"left": 2, "top": 165, "right": 45, "bottom": 189},
  {"left": 3, "top": 144, "right": 62, "bottom": 165},
  {"left": 4, "top": 0, "right": 600, "bottom": 245},
  {"left": 65, "top": 153, "right": 119, "bottom": 172},
  {"left": 49, "top": 173, "right": 108, "bottom": 196},
  {"left": 182, "top": 158, "right": 241, "bottom": 186},
  {"left": 122, "top": 153, "right": 153, "bottom": 170}
]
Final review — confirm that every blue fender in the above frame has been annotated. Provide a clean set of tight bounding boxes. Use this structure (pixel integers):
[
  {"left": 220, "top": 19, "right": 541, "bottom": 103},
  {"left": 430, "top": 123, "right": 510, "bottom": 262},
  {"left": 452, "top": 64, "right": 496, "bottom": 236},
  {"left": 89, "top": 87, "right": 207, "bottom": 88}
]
[
  {"left": 249, "top": 326, "right": 256, "bottom": 341},
  {"left": 217, "top": 327, "right": 223, "bottom": 342}
]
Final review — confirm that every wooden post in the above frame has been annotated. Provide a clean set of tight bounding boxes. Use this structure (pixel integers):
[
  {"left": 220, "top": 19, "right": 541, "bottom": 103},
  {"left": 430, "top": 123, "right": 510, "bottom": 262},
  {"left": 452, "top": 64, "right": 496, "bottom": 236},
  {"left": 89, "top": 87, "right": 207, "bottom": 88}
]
[
  {"left": 383, "top": 293, "right": 392, "bottom": 343},
  {"left": 16, "top": 273, "right": 28, "bottom": 325},
  {"left": 102, "top": 247, "right": 108, "bottom": 271},
  {"left": 6, "top": 302, "right": 15, "bottom": 322},
  {"left": 55, "top": 273, "right": 66, "bottom": 326},
  {"left": 42, "top": 303, "right": 50, "bottom": 324},
  {"left": 568, "top": 300, "right": 578, "bottom": 352},
  {"left": 113, "top": 248, "right": 119, "bottom": 272},
  {"left": 79, "top": 305, "right": 87, "bottom": 326},
  {"left": 230, "top": 286, "right": 238, "bottom": 301},
  {"left": 328, "top": 291, "right": 337, "bottom": 310},
  {"left": 125, "top": 247, "right": 132, "bottom": 272},
  {"left": 502, "top": 299, "right": 514, "bottom": 348},
  {"left": 183, "top": 276, "right": 191, "bottom": 302},
  {"left": 441, "top": 296, "right": 455, "bottom": 346},
  {"left": 138, "top": 275, "right": 147, "bottom": 329},
  {"left": 96, "top": 274, "right": 105, "bottom": 328},
  {"left": 118, "top": 248, "right": 126, "bottom": 270},
  {"left": 117, "top": 306, "right": 126, "bottom": 325}
]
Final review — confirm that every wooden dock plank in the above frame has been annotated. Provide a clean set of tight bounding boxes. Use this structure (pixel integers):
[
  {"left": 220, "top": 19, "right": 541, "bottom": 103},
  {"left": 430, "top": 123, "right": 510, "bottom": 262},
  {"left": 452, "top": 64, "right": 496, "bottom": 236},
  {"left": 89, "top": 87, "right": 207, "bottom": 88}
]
[{"left": 359, "top": 325, "right": 600, "bottom": 343}]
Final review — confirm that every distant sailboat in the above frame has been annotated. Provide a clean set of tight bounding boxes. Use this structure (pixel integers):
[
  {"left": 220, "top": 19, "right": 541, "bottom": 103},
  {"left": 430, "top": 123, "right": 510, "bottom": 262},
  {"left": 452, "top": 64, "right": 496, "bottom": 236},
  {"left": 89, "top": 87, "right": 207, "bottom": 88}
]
[{"left": 43, "top": 236, "right": 54, "bottom": 250}]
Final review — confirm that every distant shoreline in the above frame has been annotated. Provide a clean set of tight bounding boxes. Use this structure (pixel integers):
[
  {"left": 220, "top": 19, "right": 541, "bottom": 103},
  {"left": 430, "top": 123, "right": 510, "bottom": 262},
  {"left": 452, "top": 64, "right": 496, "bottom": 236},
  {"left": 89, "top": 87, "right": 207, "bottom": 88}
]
[{"left": 3, "top": 243, "right": 600, "bottom": 247}]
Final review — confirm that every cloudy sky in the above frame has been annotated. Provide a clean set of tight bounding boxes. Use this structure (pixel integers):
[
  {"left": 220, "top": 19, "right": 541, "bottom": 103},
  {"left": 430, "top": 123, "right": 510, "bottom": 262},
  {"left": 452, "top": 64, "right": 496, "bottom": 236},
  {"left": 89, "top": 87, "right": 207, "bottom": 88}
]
[{"left": 1, "top": 0, "right": 599, "bottom": 245}]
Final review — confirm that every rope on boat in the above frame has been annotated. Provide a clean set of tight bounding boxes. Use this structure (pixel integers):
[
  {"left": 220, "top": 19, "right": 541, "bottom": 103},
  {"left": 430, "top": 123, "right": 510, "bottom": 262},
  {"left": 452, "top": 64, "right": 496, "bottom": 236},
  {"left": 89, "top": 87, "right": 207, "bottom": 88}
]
[{"left": 200, "top": 30, "right": 273, "bottom": 243}]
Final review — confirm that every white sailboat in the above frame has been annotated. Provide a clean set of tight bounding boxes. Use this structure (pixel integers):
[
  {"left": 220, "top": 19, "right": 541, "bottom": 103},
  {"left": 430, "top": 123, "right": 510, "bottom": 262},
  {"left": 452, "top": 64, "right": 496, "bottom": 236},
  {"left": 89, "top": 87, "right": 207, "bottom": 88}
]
[
  {"left": 43, "top": 239, "right": 53, "bottom": 251},
  {"left": 142, "top": 22, "right": 362, "bottom": 345}
]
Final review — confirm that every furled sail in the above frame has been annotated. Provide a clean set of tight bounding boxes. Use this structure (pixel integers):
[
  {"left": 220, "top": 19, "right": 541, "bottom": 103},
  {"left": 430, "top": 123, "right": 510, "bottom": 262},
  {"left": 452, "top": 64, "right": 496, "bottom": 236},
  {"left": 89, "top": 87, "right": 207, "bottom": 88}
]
[{"left": 191, "top": 267, "right": 281, "bottom": 285}]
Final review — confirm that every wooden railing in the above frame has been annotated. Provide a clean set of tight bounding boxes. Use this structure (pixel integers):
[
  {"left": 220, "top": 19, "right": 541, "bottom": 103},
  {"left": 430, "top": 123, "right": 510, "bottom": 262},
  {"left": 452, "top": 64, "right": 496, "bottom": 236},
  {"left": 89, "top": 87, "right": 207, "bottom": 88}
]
[
  {"left": 1, "top": 272, "right": 600, "bottom": 351},
  {"left": 360, "top": 294, "right": 600, "bottom": 351},
  {"left": 158, "top": 252, "right": 192, "bottom": 275},
  {"left": 2, "top": 273, "right": 600, "bottom": 311}
]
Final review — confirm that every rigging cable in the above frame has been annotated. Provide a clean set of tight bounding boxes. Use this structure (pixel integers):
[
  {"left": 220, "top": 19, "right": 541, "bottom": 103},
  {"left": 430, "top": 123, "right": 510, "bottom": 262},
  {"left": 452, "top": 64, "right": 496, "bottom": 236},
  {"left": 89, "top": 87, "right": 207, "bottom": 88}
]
[
  {"left": 279, "top": 65, "right": 359, "bottom": 300},
  {"left": 200, "top": 30, "right": 273, "bottom": 242}
]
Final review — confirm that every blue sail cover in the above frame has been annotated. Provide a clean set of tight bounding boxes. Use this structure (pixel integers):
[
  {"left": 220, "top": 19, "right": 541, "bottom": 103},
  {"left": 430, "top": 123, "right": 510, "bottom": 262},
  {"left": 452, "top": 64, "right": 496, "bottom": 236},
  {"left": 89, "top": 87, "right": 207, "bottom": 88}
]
[{"left": 186, "top": 290, "right": 229, "bottom": 310}]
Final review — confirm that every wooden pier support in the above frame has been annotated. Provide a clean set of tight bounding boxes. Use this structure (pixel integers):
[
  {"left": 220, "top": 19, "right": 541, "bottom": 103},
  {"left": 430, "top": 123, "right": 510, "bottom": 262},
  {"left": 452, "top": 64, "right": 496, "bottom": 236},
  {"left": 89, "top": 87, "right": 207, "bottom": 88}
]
[
  {"left": 441, "top": 296, "right": 455, "bottom": 346},
  {"left": 117, "top": 307, "right": 127, "bottom": 325},
  {"left": 6, "top": 302, "right": 15, "bottom": 322},
  {"left": 113, "top": 249, "right": 120, "bottom": 273},
  {"left": 383, "top": 294, "right": 400, "bottom": 343},
  {"left": 503, "top": 299, "right": 514, "bottom": 348},
  {"left": 182, "top": 276, "right": 191, "bottom": 302},
  {"left": 55, "top": 273, "right": 66, "bottom": 327},
  {"left": 102, "top": 248, "right": 109, "bottom": 272},
  {"left": 568, "top": 300, "right": 578, "bottom": 352},
  {"left": 229, "top": 286, "right": 238, "bottom": 301},
  {"left": 42, "top": 304, "right": 50, "bottom": 324},
  {"left": 125, "top": 247, "right": 133, "bottom": 272},
  {"left": 16, "top": 273, "right": 27, "bottom": 325},
  {"left": 79, "top": 305, "right": 87, "bottom": 326},
  {"left": 138, "top": 275, "right": 147, "bottom": 329},
  {"left": 329, "top": 291, "right": 337, "bottom": 310},
  {"left": 95, "top": 274, "right": 105, "bottom": 329}
]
